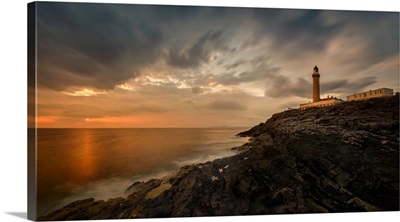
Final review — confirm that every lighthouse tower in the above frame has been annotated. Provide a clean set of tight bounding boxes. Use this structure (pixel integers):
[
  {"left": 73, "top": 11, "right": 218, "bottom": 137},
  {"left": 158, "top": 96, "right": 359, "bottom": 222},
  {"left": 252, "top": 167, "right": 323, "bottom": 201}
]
[
  {"left": 299, "top": 65, "right": 344, "bottom": 110},
  {"left": 312, "top": 65, "right": 320, "bottom": 102}
]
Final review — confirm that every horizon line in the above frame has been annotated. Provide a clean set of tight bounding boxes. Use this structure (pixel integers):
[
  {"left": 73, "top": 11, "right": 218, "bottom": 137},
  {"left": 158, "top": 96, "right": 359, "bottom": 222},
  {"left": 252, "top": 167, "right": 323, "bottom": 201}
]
[{"left": 28, "top": 126, "right": 251, "bottom": 129}]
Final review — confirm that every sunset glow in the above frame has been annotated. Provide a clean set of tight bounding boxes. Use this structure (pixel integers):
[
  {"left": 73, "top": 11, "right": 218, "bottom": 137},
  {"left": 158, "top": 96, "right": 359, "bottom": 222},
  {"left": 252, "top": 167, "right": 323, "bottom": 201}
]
[
  {"left": 63, "top": 88, "right": 108, "bottom": 97},
  {"left": 36, "top": 116, "right": 59, "bottom": 123},
  {"left": 31, "top": 3, "right": 399, "bottom": 128},
  {"left": 116, "top": 84, "right": 136, "bottom": 92}
]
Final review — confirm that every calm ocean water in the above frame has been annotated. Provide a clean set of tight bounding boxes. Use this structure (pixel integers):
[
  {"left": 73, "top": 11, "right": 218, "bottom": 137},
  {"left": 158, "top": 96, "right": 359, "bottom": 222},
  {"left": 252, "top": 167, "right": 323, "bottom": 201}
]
[{"left": 33, "top": 128, "right": 248, "bottom": 216}]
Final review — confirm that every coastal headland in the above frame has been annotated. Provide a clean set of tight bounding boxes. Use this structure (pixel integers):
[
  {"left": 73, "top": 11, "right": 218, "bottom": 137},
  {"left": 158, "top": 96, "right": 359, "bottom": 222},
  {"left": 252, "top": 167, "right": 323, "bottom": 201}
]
[{"left": 39, "top": 94, "right": 399, "bottom": 220}]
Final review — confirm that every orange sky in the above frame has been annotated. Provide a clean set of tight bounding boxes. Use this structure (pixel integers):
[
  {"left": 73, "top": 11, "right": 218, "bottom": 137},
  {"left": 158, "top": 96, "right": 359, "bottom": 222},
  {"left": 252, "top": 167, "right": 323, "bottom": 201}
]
[{"left": 29, "top": 3, "right": 399, "bottom": 128}]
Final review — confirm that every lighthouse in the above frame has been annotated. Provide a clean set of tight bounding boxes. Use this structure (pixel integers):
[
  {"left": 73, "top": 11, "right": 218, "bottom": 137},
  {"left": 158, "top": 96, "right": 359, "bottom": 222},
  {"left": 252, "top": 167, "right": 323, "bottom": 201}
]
[
  {"left": 312, "top": 65, "right": 320, "bottom": 102},
  {"left": 299, "top": 65, "right": 344, "bottom": 110}
]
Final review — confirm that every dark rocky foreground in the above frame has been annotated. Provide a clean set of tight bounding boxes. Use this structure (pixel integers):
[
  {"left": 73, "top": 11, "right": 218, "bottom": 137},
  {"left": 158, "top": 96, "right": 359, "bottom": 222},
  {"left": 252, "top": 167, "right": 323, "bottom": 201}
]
[{"left": 38, "top": 95, "right": 399, "bottom": 220}]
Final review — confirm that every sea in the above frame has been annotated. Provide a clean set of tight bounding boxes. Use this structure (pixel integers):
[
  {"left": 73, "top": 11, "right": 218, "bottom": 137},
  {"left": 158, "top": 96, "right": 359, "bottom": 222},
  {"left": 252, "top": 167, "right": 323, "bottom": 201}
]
[{"left": 33, "top": 128, "right": 249, "bottom": 217}]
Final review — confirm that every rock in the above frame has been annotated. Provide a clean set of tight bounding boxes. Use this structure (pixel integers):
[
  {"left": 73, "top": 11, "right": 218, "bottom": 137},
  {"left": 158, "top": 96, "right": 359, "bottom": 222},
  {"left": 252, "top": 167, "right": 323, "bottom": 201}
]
[
  {"left": 125, "top": 181, "right": 145, "bottom": 195},
  {"left": 38, "top": 95, "right": 399, "bottom": 220},
  {"left": 145, "top": 183, "right": 172, "bottom": 200}
]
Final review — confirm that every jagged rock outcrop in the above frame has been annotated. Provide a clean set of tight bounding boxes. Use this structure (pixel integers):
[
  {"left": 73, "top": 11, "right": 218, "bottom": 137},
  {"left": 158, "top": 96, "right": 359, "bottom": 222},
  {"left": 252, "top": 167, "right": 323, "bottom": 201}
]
[{"left": 38, "top": 95, "right": 399, "bottom": 220}]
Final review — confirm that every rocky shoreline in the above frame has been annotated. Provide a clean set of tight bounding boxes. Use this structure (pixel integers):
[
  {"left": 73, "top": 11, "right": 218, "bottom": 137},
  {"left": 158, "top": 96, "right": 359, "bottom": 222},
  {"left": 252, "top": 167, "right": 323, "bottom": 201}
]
[{"left": 38, "top": 95, "right": 399, "bottom": 220}]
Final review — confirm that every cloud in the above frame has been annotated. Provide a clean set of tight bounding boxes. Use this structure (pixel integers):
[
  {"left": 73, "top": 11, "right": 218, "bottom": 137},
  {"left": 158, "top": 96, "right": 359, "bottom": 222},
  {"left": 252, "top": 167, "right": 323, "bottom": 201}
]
[
  {"left": 265, "top": 75, "right": 378, "bottom": 99},
  {"left": 32, "top": 3, "right": 398, "bottom": 129},
  {"left": 329, "top": 77, "right": 377, "bottom": 93},
  {"left": 191, "top": 86, "right": 208, "bottom": 95},
  {"left": 35, "top": 3, "right": 175, "bottom": 90},
  {"left": 238, "top": 9, "right": 345, "bottom": 57},
  {"left": 63, "top": 88, "right": 108, "bottom": 97},
  {"left": 347, "top": 77, "right": 377, "bottom": 91},
  {"left": 265, "top": 76, "right": 311, "bottom": 98},
  {"left": 166, "top": 30, "right": 233, "bottom": 69},
  {"left": 224, "top": 59, "right": 247, "bottom": 70},
  {"left": 247, "top": 9, "right": 398, "bottom": 74},
  {"left": 320, "top": 77, "right": 377, "bottom": 94},
  {"left": 206, "top": 99, "right": 247, "bottom": 111},
  {"left": 324, "top": 11, "right": 399, "bottom": 66},
  {"left": 321, "top": 79, "right": 348, "bottom": 92},
  {"left": 272, "top": 10, "right": 344, "bottom": 53},
  {"left": 214, "top": 63, "right": 280, "bottom": 86},
  {"left": 33, "top": 3, "right": 398, "bottom": 96}
]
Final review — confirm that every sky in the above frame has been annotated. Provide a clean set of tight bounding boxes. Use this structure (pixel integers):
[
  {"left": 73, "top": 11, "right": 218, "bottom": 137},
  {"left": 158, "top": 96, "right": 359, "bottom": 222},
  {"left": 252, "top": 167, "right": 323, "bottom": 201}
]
[{"left": 29, "top": 2, "right": 399, "bottom": 128}]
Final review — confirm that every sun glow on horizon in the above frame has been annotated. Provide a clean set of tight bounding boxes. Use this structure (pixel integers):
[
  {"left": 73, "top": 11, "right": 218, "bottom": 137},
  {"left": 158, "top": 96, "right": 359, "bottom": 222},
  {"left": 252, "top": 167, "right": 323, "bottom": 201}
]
[
  {"left": 63, "top": 88, "right": 108, "bottom": 97},
  {"left": 37, "top": 116, "right": 59, "bottom": 123},
  {"left": 116, "top": 83, "right": 136, "bottom": 92}
]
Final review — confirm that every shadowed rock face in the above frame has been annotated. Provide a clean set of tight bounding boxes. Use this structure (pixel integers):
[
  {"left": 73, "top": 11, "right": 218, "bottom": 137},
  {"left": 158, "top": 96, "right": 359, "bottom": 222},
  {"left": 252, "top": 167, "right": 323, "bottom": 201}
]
[{"left": 38, "top": 95, "right": 399, "bottom": 220}]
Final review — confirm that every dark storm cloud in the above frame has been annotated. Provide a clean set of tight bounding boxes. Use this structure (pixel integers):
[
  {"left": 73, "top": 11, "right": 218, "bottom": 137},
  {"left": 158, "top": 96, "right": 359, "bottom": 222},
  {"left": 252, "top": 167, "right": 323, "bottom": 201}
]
[
  {"left": 166, "top": 31, "right": 234, "bottom": 69},
  {"left": 272, "top": 11, "right": 343, "bottom": 53},
  {"left": 333, "top": 11, "right": 399, "bottom": 64},
  {"left": 35, "top": 3, "right": 210, "bottom": 91},
  {"left": 250, "top": 9, "right": 398, "bottom": 68},
  {"left": 206, "top": 99, "right": 247, "bottom": 111},
  {"left": 36, "top": 2, "right": 169, "bottom": 90},
  {"left": 245, "top": 9, "right": 344, "bottom": 55},
  {"left": 34, "top": 2, "right": 398, "bottom": 93}
]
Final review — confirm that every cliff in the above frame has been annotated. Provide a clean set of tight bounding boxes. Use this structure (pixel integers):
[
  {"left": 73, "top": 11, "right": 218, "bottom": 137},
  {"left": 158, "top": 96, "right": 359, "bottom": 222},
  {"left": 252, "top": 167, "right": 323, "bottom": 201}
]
[{"left": 39, "top": 95, "right": 399, "bottom": 220}]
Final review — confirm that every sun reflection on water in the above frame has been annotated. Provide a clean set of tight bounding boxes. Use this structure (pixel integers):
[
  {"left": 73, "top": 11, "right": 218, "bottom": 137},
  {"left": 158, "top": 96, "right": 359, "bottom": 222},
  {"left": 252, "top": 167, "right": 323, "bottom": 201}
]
[{"left": 79, "top": 129, "right": 95, "bottom": 179}]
